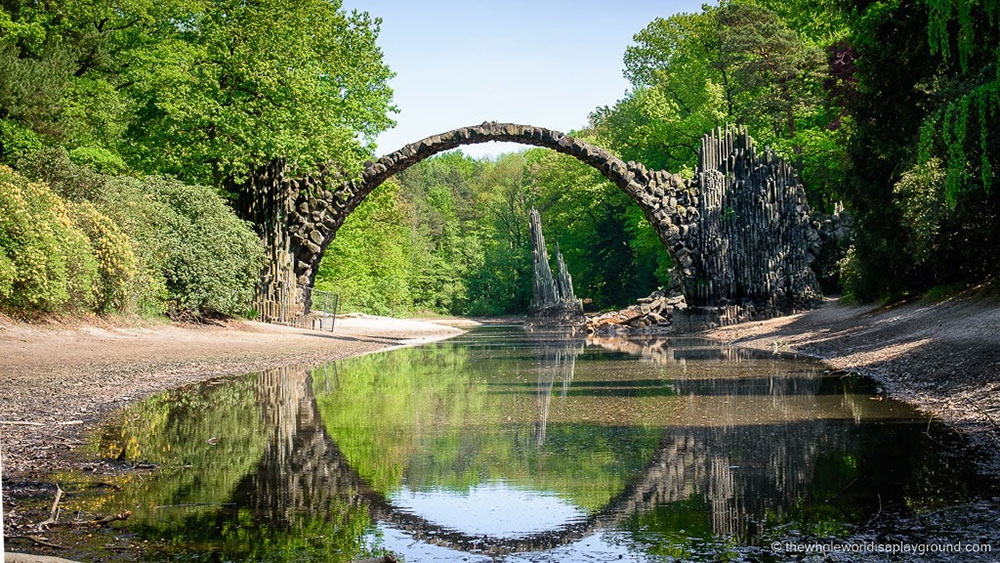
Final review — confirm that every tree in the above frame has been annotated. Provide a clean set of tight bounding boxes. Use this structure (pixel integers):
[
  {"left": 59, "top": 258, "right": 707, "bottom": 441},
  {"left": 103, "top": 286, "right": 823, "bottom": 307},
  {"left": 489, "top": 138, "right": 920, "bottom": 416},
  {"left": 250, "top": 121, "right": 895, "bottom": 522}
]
[
  {"left": 0, "top": 0, "right": 179, "bottom": 162},
  {"left": 315, "top": 179, "right": 412, "bottom": 315},
  {"left": 121, "top": 0, "right": 395, "bottom": 188},
  {"left": 715, "top": 4, "right": 826, "bottom": 141},
  {"left": 597, "top": 3, "right": 828, "bottom": 192},
  {"left": 837, "top": 0, "right": 1000, "bottom": 300}
]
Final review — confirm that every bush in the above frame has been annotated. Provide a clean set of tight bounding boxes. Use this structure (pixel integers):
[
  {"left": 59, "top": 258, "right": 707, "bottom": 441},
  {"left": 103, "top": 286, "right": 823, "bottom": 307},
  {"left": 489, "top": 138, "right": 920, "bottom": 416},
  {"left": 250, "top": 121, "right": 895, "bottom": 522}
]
[
  {"left": 70, "top": 201, "right": 138, "bottom": 312},
  {"left": 893, "top": 159, "right": 948, "bottom": 269},
  {"left": 12, "top": 152, "right": 266, "bottom": 318},
  {"left": 0, "top": 120, "right": 43, "bottom": 165},
  {"left": 0, "top": 252, "right": 13, "bottom": 300},
  {"left": 68, "top": 146, "right": 127, "bottom": 175},
  {"left": 0, "top": 165, "right": 99, "bottom": 311},
  {"left": 146, "top": 177, "right": 264, "bottom": 317}
]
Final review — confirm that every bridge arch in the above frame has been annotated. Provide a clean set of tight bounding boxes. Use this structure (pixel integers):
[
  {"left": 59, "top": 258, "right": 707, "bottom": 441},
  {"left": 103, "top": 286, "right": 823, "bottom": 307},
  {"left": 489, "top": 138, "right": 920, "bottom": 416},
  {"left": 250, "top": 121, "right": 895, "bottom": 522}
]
[
  {"left": 270, "top": 122, "right": 823, "bottom": 325},
  {"left": 291, "top": 122, "right": 696, "bottom": 293}
]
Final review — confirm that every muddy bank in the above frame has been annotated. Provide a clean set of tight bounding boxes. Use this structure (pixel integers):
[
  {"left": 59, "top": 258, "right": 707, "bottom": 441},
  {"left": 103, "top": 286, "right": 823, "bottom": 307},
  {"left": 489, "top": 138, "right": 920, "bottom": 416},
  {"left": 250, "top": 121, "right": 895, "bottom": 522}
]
[
  {"left": 0, "top": 315, "right": 467, "bottom": 476},
  {"left": 703, "top": 293, "right": 1000, "bottom": 471}
]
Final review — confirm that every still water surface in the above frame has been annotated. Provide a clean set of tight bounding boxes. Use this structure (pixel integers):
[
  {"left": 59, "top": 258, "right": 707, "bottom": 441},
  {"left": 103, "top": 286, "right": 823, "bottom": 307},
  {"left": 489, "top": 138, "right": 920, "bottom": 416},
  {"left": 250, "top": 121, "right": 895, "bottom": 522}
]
[{"left": 92, "top": 326, "right": 994, "bottom": 561}]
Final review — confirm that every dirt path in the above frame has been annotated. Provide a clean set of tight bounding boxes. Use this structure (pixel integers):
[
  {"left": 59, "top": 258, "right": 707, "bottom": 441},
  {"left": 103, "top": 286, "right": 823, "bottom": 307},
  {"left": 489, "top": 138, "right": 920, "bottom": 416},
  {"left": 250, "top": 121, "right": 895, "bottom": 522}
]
[
  {"left": 703, "top": 292, "right": 1000, "bottom": 471},
  {"left": 0, "top": 314, "right": 467, "bottom": 476}
]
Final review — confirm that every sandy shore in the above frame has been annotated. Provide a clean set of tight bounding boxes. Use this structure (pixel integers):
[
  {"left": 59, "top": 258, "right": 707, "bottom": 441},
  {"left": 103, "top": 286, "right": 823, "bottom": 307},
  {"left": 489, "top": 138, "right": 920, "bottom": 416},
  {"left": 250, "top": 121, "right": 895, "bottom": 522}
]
[
  {"left": 703, "top": 292, "right": 1000, "bottom": 470},
  {"left": 0, "top": 314, "right": 467, "bottom": 476}
]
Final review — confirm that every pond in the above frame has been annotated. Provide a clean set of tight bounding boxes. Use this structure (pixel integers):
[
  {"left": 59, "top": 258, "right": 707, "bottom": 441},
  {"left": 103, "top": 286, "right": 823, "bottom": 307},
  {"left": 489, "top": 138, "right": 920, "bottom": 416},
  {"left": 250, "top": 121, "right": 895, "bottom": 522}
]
[{"left": 86, "top": 326, "right": 996, "bottom": 561}]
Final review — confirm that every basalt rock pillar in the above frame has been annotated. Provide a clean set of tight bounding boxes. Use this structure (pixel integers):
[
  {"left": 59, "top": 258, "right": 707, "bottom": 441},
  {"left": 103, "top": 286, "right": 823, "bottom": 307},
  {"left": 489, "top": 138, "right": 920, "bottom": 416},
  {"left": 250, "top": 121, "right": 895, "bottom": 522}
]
[{"left": 528, "top": 208, "right": 583, "bottom": 319}]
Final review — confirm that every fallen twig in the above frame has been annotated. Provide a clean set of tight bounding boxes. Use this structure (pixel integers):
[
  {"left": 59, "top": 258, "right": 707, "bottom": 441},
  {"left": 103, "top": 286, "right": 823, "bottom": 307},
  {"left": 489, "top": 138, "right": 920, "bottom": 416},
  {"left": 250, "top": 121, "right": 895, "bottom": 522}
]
[
  {"left": 0, "top": 420, "right": 84, "bottom": 426},
  {"left": 85, "top": 510, "right": 132, "bottom": 526},
  {"left": 29, "top": 535, "right": 67, "bottom": 549},
  {"left": 865, "top": 493, "right": 883, "bottom": 527},
  {"left": 5, "top": 534, "right": 67, "bottom": 549},
  {"left": 825, "top": 477, "right": 859, "bottom": 503},
  {"left": 34, "top": 484, "right": 63, "bottom": 531},
  {"left": 57, "top": 510, "right": 134, "bottom": 528},
  {"left": 963, "top": 398, "right": 1000, "bottom": 433}
]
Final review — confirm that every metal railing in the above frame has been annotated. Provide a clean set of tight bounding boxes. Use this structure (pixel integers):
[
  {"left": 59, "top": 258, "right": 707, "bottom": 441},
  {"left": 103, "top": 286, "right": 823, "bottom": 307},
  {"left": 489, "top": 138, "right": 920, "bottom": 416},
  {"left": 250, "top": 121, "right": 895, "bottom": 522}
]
[
  {"left": 255, "top": 278, "right": 339, "bottom": 332},
  {"left": 300, "top": 285, "right": 339, "bottom": 332}
]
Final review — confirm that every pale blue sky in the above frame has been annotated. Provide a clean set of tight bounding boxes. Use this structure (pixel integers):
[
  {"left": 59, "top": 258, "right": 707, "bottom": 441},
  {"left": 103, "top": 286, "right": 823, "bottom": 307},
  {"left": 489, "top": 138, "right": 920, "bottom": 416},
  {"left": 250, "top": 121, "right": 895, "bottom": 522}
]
[{"left": 341, "top": 0, "right": 709, "bottom": 158}]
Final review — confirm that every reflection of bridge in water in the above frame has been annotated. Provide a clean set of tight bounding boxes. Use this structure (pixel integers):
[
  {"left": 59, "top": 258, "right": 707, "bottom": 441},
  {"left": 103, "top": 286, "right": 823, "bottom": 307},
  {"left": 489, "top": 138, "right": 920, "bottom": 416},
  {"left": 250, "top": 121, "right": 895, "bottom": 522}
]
[{"left": 228, "top": 337, "right": 873, "bottom": 557}]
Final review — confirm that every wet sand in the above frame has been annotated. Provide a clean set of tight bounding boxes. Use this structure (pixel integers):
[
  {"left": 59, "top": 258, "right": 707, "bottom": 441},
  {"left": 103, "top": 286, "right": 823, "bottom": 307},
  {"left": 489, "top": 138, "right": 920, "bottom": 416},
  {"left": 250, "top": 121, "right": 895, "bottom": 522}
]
[{"left": 0, "top": 314, "right": 467, "bottom": 475}]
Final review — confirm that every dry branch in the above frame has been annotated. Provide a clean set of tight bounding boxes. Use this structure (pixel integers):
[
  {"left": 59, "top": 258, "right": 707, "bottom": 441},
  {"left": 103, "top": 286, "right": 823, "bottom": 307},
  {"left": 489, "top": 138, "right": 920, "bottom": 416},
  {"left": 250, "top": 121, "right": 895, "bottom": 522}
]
[
  {"left": 5, "top": 534, "right": 67, "bottom": 549},
  {"left": 0, "top": 420, "right": 84, "bottom": 426},
  {"left": 34, "top": 484, "right": 63, "bottom": 531}
]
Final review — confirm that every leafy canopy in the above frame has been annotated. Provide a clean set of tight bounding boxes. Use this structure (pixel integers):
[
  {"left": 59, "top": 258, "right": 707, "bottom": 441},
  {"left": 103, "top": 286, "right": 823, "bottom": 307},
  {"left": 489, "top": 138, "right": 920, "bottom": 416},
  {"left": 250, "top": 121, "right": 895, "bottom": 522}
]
[{"left": 1, "top": 0, "right": 396, "bottom": 187}]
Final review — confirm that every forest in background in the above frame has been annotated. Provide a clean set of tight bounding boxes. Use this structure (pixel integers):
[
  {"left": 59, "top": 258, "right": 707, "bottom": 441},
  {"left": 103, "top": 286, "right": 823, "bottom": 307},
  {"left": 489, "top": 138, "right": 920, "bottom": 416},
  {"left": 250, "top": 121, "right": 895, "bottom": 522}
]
[{"left": 2, "top": 0, "right": 999, "bottom": 318}]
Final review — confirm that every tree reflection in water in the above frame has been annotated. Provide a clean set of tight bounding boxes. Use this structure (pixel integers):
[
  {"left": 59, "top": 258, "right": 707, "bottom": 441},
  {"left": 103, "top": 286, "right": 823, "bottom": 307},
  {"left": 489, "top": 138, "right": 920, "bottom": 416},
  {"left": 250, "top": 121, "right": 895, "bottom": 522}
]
[{"left": 92, "top": 327, "right": 993, "bottom": 561}]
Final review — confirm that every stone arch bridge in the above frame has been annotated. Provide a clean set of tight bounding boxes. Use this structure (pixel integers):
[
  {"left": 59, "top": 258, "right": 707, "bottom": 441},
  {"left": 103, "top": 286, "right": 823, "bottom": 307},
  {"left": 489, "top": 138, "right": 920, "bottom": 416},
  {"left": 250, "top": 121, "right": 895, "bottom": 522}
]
[{"left": 244, "top": 122, "right": 830, "bottom": 325}]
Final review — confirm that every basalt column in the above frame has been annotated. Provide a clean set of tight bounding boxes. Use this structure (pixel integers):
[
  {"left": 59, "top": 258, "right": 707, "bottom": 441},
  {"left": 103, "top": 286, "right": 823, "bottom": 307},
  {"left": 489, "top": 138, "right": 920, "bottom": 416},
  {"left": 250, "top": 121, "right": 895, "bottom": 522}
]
[
  {"left": 528, "top": 208, "right": 583, "bottom": 318},
  {"left": 669, "top": 127, "right": 823, "bottom": 329},
  {"left": 231, "top": 159, "right": 353, "bottom": 314},
  {"left": 231, "top": 160, "right": 297, "bottom": 322}
]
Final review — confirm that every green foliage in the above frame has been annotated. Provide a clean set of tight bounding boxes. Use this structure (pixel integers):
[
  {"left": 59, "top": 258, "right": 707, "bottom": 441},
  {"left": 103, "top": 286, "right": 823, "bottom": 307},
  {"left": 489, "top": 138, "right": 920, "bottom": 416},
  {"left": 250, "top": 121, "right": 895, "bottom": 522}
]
[
  {"left": 313, "top": 344, "right": 665, "bottom": 511},
  {"left": 21, "top": 151, "right": 264, "bottom": 317},
  {"left": 715, "top": 4, "right": 827, "bottom": 140},
  {"left": 315, "top": 179, "right": 413, "bottom": 315},
  {"left": 0, "top": 120, "right": 43, "bottom": 164},
  {"left": 68, "top": 146, "right": 127, "bottom": 175},
  {"left": 526, "top": 146, "right": 670, "bottom": 309},
  {"left": 0, "top": 166, "right": 99, "bottom": 311},
  {"left": 138, "top": 177, "right": 265, "bottom": 317},
  {"left": 893, "top": 158, "right": 949, "bottom": 266},
  {"left": 740, "top": 0, "right": 849, "bottom": 46},
  {"left": 2, "top": 0, "right": 397, "bottom": 319},
  {"left": 315, "top": 144, "right": 671, "bottom": 316},
  {"left": 121, "top": 0, "right": 395, "bottom": 187},
  {"left": 839, "top": 0, "right": 1000, "bottom": 300},
  {"left": 2, "top": 0, "right": 395, "bottom": 188},
  {"left": 604, "top": 2, "right": 829, "bottom": 180},
  {"left": 920, "top": 0, "right": 1000, "bottom": 203},
  {"left": 87, "top": 369, "right": 385, "bottom": 562},
  {"left": 69, "top": 201, "right": 138, "bottom": 312},
  {"left": 316, "top": 150, "right": 532, "bottom": 317}
]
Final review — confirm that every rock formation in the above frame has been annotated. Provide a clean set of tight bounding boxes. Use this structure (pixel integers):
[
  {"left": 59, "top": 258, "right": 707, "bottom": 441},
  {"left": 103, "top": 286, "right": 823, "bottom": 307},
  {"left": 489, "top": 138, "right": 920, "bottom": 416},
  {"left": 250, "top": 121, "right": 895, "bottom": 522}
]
[
  {"left": 245, "top": 122, "right": 842, "bottom": 328},
  {"left": 528, "top": 208, "right": 583, "bottom": 319},
  {"left": 586, "top": 287, "right": 685, "bottom": 334}
]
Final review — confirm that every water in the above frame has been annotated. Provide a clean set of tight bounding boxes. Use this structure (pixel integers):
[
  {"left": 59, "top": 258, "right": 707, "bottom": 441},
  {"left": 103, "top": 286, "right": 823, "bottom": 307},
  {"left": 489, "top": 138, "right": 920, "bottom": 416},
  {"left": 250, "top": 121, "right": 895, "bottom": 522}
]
[{"left": 88, "top": 326, "right": 996, "bottom": 561}]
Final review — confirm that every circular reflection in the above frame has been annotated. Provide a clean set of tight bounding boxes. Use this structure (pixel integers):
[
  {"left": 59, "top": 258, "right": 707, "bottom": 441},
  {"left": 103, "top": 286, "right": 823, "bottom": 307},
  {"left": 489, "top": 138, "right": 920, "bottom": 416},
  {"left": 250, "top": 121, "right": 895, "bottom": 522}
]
[{"left": 389, "top": 480, "right": 587, "bottom": 538}]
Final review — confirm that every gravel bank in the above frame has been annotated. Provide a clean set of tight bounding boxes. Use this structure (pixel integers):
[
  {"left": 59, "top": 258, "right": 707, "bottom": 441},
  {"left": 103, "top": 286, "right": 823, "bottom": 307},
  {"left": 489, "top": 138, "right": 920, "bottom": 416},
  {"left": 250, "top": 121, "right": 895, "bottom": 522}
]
[
  {"left": 0, "top": 315, "right": 466, "bottom": 476},
  {"left": 703, "top": 292, "right": 1000, "bottom": 472}
]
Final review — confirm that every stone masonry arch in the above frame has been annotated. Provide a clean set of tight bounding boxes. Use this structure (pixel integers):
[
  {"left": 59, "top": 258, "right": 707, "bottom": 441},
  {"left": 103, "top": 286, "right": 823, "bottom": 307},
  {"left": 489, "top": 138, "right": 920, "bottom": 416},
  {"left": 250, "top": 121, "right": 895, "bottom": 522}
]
[
  {"left": 247, "top": 122, "right": 825, "bottom": 327},
  {"left": 293, "top": 122, "right": 697, "bottom": 293}
]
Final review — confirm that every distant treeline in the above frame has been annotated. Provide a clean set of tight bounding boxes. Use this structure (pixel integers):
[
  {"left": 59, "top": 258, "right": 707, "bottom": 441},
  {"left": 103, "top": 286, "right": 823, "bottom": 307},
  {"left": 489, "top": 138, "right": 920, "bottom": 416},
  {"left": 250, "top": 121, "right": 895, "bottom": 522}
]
[
  {"left": 316, "top": 149, "right": 671, "bottom": 316},
  {"left": 3, "top": 0, "right": 999, "bottom": 318}
]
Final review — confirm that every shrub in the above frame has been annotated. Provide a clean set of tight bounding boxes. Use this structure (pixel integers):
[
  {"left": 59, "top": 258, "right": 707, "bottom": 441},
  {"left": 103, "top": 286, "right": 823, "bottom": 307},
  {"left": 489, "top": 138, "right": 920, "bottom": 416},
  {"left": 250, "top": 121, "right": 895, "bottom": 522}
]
[
  {"left": 0, "top": 120, "right": 43, "bottom": 165},
  {"left": 0, "top": 252, "right": 13, "bottom": 299},
  {"left": 147, "top": 177, "right": 264, "bottom": 317},
  {"left": 68, "top": 146, "right": 127, "bottom": 175},
  {"left": 10, "top": 152, "right": 265, "bottom": 318},
  {"left": 893, "top": 159, "right": 948, "bottom": 268},
  {"left": 0, "top": 165, "right": 99, "bottom": 311},
  {"left": 70, "top": 201, "right": 138, "bottom": 312}
]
